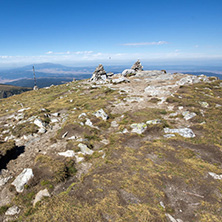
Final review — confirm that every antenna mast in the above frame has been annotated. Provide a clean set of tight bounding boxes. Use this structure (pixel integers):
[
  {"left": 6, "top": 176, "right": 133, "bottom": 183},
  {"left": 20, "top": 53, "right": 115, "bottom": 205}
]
[{"left": 33, "top": 66, "right": 38, "bottom": 90}]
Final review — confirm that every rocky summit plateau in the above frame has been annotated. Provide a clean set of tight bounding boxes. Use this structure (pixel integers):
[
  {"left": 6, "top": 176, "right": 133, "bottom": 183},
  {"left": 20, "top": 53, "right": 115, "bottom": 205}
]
[{"left": 0, "top": 61, "right": 222, "bottom": 222}]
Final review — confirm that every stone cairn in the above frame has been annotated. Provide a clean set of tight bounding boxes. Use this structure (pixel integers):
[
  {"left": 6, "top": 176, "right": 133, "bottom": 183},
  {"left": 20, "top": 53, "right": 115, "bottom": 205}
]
[
  {"left": 131, "top": 59, "right": 143, "bottom": 71},
  {"left": 90, "top": 64, "right": 107, "bottom": 82}
]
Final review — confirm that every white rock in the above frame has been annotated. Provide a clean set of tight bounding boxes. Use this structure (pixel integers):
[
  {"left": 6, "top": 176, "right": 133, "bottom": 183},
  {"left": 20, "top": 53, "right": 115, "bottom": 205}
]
[
  {"left": 165, "top": 214, "right": 177, "bottom": 222},
  {"left": 164, "top": 128, "right": 195, "bottom": 138},
  {"left": 51, "top": 118, "right": 59, "bottom": 123},
  {"left": 122, "top": 69, "right": 136, "bottom": 76},
  {"left": 67, "top": 136, "right": 77, "bottom": 140},
  {"left": 75, "top": 155, "right": 85, "bottom": 163},
  {"left": 38, "top": 127, "right": 46, "bottom": 134},
  {"left": 199, "top": 101, "right": 209, "bottom": 108},
  {"left": 58, "top": 150, "right": 75, "bottom": 157},
  {"left": 100, "top": 139, "right": 109, "bottom": 145},
  {"left": 18, "top": 107, "right": 30, "bottom": 113},
  {"left": 164, "top": 134, "right": 175, "bottom": 138},
  {"left": 62, "top": 131, "right": 68, "bottom": 138},
  {"left": 34, "top": 118, "right": 45, "bottom": 128},
  {"left": 85, "top": 118, "right": 93, "bottom": 127},
  {"left": 112, "top": 77, "right": 130, "bottom": 84},
  {"left": 5, "top": 206, "right": 20, "bottom": 216},
  {"left": 94, "top": 109, "right": 109, "bottom": 121},
  {"left": 122, "top": 128, "right": 129, "bottom": 134},
  {"left": 78, "top": 143, "right": 94, "bottom": 155},
  {"left": 131, "top": 123, "right": 147, "bottom": 134},
  {"left": 182, "top": 111, "right": 196, "bottom": 120},
  {"left": 33, "top": 189, "right": 50, "bottom": 207},
  {"left": 208, "top": 172, "right": 222, "bottom": 180},
  {"left": 111, "top": 121, "right": 119, "bottom": 128},
  {"left": 146, "top": 119, "right": 161, "bottom": 125},
  {"left": 0, "top": 176, "right": 12, "bottom": 187},
  {"left": 11, "top": 168, "right": 34, "bottom": 193},
  {"left": 51, "top": 112, "right": 60, "bottom": 117},
  {"left": 78, "top": 113, "right": 87, "bottom": 119}
]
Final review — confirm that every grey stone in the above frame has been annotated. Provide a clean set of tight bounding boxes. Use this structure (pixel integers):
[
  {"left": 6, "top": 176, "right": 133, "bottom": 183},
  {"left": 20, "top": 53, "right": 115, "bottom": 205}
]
[
  {"left": 58, "top": 150, "right": 75, "bottom": 157},
  {"left": 5, "top": 206, "right": 20, "bottom": 216},
  {"left": 33, "top": 189, "right": 50, "bottom": 207},
  {"left": 164, "top": 128, "right": 195, "bottom": 138},
  {"left": 78, "top": 143, "right": 94, "bottom": 155},
  {"left": 94, "top": 109, "right": 109, "bottom": 121},
  {"left": 131, "top": 123, "right": 147, "bottom": 134},
  {"left": 112, "top": 77, "right": 130, "bottom": 84},
  {"left": 62, "top": 131, "right": 68, "bottom": 138},
  {"left": 34, "top": 118, "right": 45, "bottom": 128},
  {"left": 164, "top": 134, "right": 175, "bottom": 138},
  {"left": 199, "top": 101, "right": 209, "bottom": 108},
  {"left": 208, "top": 172, "right": 222, "bottom": 180},
  {"left": 38, "top": 127, "right": 46, "bottom": 134},
  {"left": 182, "top": 111, "right": 196, "bottom": 120},
  {"left": 146, "top": 119, "right": 161, "bottom": 125},
  {"left": 11, "top": 168, "right": 34, "bottom": 193},
  {"left": 122, "top": 69, "right": 136, "bottom": 76},
  {"left": 111, "top": 121, "right": 119, "bottom": 128},
  {"left": 0, "top": 176, "right": 12, "bottom": 187}
]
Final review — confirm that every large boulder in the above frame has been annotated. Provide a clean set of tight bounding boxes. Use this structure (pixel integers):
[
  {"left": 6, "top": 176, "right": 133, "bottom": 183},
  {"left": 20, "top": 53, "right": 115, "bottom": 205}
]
[
  {"left": 122, "top": 69, "right": 136, "bottom": 77},
  {"left": 131, "top": 60, "right": 143, "bottom": 71},
  {"left": 90, "top": 64, "right": 107, "bottom": 82}
]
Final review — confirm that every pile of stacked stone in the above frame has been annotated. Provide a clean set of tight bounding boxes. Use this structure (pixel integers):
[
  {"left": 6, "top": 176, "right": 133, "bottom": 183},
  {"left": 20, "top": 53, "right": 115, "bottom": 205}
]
[
  {"left": 122, "top": 60, "right": 143, "bottom": 76},
  {"left": 90, "top": 64, "right": 107, "bottom": 82},
  {"left": 131, "top": 59, "right": 143, "bottom": 71}
]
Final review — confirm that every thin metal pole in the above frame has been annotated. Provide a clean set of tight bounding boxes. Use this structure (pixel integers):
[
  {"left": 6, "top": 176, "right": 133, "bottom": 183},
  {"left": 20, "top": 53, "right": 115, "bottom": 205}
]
[{"left": 33, "top": 66, "right": 37, "bottom": 87}]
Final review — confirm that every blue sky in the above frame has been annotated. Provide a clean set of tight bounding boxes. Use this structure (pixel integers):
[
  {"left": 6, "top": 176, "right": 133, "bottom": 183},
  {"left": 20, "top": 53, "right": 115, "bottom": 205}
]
[{"left": 0, "top": 0, "right": 222, "bottom": 67}]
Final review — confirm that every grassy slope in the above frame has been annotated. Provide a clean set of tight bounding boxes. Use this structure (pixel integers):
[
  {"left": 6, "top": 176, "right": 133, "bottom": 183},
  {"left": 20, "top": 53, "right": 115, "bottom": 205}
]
[{"left": 0, "top": 79, "right": 222, "bottom": 221}]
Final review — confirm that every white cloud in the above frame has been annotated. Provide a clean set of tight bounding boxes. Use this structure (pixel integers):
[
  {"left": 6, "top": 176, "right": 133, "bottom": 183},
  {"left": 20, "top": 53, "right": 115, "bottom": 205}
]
[
  {"left": 45, "top": 51, "right": 93, "bottom": 55},
  {"left": 121, "top": 41, "right": 169, "bottom": 46}
]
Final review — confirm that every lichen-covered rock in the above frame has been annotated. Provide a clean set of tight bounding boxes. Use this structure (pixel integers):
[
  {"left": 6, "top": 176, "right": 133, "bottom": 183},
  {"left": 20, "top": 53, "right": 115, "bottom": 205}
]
[
  {"left": 112, "top": 77, "right": 130, "bottom": 84},
  {"left": 94, "top": 109, "right": 109, "bottom": 121},
  {"left": 131, "top": 123, "right": 147, "bottom": 134},
  {"left": 11, "top": 168, "right": 34, "bottom": 193},
  {"left": 146, "top": 119, "right": 161, "bottom": 125},
  {"left": 164, "top": 128, "right": 195, "bottom": 138}
]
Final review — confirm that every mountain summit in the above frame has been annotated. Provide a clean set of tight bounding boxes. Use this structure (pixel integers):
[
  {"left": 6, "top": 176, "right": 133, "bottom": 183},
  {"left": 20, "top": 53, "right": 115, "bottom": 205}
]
[{"left": 0, "top": 65, "right": 222, "bottom": 222}]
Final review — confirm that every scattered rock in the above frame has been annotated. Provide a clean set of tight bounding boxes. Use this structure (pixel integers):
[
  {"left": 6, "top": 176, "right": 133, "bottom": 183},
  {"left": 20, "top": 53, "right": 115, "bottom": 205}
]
[
  {"left": 34, "top": 118, "right": 45, "bottom": 128},
  {"left": 78, "top": 143, "right": 94, "bottom": 155},
  {"left": 112, "top": 77, "right": 130, "bottom": 84},
  {"left": 5, "top": 206, "right": 20, "bottom": 216},
  {"left": 208, "top": 172, "right": 222, "bottom": 180},
  {"left": 182, "top": 111, "right": 196, "bottom": 120},
  {"left": 11, "top": 168, "right": 34, "bottom": 193},
  {"left": 111, "top": 121, "right": 119, "bottom": 128},
  {"left": 51, "top": 112, "right": 60, "bottom": 117},
  {"left": 131, "top": 123, "right": 147, "bottom": 134},
  {"left": 94, "top": 109, "right": 109, "bottom": 121},
  {"left": 58, "top": 150, "right": 75, "bottom": 157},
  {"left": 33, "top": 189, "right": 50, "bottom": 207},
  {"left": 164, "top": 128, "right": 195, "bottom": 138},
  {"left": 38, "top": 127, "right": 47, "bottom": 134},
  {"left": 78, "top": 113, "right": 87, "bottom": 119},
  {"left": 0, "top": 176, "right": 12, "bottom": 187},
  {"left": 122, "top": 128, "right": 129, "bottom": 134},
  {"left": 62, "top": 132, "right": 68, "bottom": 138},
  {"left": 199, "top": 101, "right": 209, "bottom": 108},
  {"left": 164, "top": 134, "right": 175, "bottom": 138},
  {"left": 146, "top": 119, "right": 161, "bottom": 125}
]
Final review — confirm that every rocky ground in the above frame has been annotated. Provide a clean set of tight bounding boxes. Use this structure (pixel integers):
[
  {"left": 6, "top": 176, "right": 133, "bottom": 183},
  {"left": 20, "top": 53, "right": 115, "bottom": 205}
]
[{"left": 0, "top": 65, "right": 222, "bottom": 221}]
